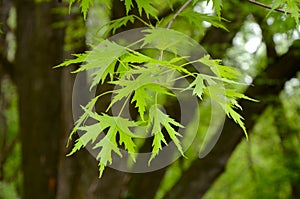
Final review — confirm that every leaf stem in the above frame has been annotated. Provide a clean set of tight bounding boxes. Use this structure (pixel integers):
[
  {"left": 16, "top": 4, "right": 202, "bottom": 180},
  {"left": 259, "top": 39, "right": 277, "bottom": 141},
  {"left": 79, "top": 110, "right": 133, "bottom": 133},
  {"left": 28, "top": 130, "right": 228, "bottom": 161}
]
[{"left": 118, "top": 95, "right": 131, "bottom": 117}]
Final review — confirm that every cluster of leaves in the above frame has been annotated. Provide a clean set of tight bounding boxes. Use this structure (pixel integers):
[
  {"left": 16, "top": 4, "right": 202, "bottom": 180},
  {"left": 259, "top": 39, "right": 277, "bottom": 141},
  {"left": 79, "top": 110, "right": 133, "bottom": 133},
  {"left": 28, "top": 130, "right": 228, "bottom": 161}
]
[
  {"left": 270, "top": 0, "right": 300, "bottom": 24},
  {"left": 57, "top": 33, "right": 253, "bottom": 178},
  {"left": 57, "top": 0, "right": 262, "bottom": 177}
]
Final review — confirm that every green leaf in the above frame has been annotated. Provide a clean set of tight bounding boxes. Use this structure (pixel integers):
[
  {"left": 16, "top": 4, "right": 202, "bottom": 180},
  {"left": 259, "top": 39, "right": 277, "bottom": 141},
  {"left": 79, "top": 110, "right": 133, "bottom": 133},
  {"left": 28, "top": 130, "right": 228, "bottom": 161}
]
[
  {"left": 198, "top": 55, "right": 242, "bottom": 79},
  {"left": 225, "top": 105, "right": 248, "bottom": 139},
  {"left": 151, "top": 131, "right": 168, "bottom": 162},
  {"left": 268, "top": 0, "right": 299, "bottom": 24},
  {"left": 188, "top": 74, "right": 206, "bottom": 99},
  {"left": 54, "top": 53, "right": 87, "bottom": 68},
  {"left": 103, "top": 15, "right": 135, "bottom": 36},
  {"left": 70, "top": 112, "right": 138, "bottom": 177},
  {"left": 179, "top": 11, "right": 228, "bottom": 31},
  {"left": 147, "top": 105, "right": 184, "bottom": 164},
  {"left": 209, "top": 0, "right": 223, "bottom": 19},
  {"left": 80, "top": 0, "right": 93, "bottom": 20},
  {"left": 73, "top": 40, "right": 127, "bottom": 87},
  {"left": 67, "top": 123, "right": 103, "bottom": 156},
  {"left": 121, "top": 0, "right": 134, "bottom": 14},
  {"left": 135, "top": 0, "right": 158, "bottom": 19},
  {"left": 67, "top": 95, "right": 101, "bottom": 147},
  {"left": 94, "top": 128, "right": 121, "bottom": 177},
  {"left": 131, "top": 86, "right": 151, "bottom": 120},
  {"left": 286, "top": 0, "right": 299, "bottom": 24},
  {"left": 67, "top": 138, "right": 84, "bottom": 156},
  {"left": 92, "top": 114, "right": 137, "bottom": 177}
]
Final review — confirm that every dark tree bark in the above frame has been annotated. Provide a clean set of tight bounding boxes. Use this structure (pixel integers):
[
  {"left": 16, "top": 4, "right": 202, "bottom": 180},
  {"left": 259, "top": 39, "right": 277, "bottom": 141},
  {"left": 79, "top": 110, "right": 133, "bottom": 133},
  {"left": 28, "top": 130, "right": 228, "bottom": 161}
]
[{"left": 14, "top": 1, "right": 65, "bottom": 199}]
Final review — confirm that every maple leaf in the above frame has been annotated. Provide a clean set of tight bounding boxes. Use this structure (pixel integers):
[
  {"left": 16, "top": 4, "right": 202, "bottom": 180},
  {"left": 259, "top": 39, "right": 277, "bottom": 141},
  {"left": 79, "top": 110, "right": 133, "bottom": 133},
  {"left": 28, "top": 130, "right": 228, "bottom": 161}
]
[{"left": 147, "top": 105, "right": 184, "bottom": 164}]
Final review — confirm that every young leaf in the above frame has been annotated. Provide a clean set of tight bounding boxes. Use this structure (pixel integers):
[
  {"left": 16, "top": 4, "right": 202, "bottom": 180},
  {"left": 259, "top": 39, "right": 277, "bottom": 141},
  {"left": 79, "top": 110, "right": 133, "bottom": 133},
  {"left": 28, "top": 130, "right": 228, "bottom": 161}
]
[
  {"left": 80, "top": 0, "right": 93, "bottom": 20},
  {"left": 224, "top": 105, "right": 248, "bottom": 139},
  {"left": 131, "top": 86, "right": 151, "bottom": 120},
  {"left": 93, "top": 114, "right": 137, "bottom": 177},
  {"left": 103, "top": 15, "right": 135, "bottom": 36},
  {"left": 66, "top": 95, "right": 101, "bottom": 146},
  {"left": 147, "top": 105, "right": 184, "bottom": 164},
  {"left": 188, "top": 74, "right": 206, "bottom": 99},
  {"left": 54, "top": 53, "right": 87, "bottom": 68},
  {"left": 72, "top": 40, "right": 127, "bottom": 87},
  {"left": 209, "top": 0, "right": 223, "bottom": 19},
  {"left": 121, "top": 0, "right": 134, "bottom": 14},
  {"left": 286, "top": 0, "right": 300, "bottom": 24},
  {"left": 135, "top": 0, "right": 158, "bottom": 19},
  {"left": 179, "top": 11, "right": 228, "bottom": 31}
]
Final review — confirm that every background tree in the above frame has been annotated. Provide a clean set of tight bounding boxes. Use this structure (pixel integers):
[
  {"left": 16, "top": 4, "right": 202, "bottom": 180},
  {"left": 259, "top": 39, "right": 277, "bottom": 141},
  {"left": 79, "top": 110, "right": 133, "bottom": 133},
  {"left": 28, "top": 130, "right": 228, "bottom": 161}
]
[{"left": 0, "top": 0, "right": 299, "bottom": 199}]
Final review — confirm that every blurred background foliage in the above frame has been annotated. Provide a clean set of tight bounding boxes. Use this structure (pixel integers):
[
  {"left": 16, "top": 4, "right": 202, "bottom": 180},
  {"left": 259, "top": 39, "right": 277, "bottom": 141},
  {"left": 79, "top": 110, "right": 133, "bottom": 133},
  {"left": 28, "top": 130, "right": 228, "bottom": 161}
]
[{"left": 0, "top": 0, "right": 300, "bottom": 198}]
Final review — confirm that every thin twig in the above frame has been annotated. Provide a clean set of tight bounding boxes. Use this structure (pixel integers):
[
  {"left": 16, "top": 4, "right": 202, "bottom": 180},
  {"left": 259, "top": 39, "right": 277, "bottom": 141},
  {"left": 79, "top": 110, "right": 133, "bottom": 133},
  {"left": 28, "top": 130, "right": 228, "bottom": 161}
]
[
  {"left": 166, "top": 0, "right": 193, "bottom": 29},
  {"left": 247, "top": 0, "right": 292, "bottom": 15},
  {"left": 158, "top": 0, "right": 193, "bottom": 60}
]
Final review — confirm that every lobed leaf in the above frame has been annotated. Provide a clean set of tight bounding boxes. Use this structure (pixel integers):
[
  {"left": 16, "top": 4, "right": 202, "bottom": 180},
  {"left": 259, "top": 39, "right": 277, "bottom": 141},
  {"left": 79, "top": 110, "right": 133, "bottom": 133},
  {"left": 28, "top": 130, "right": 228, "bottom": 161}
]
[{"left": 147, "top": 105, "right": 184, "bottom": 164}]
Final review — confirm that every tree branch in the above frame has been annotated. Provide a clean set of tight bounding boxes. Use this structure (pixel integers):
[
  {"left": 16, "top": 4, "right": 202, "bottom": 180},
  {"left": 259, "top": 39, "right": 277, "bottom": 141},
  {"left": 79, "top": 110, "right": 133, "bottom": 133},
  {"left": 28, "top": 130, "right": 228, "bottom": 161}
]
[
  {"left": 166, "top": 0, "right": 193, "bottom": 29},
  {"left": 247, "top": 0, "right": 293, "bottom": 15}
]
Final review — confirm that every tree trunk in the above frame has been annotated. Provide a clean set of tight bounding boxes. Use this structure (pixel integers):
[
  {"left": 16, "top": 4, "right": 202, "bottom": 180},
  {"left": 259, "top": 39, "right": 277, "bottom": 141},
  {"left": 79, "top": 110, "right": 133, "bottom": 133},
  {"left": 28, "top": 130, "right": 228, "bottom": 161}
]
[{"left": 14, "top": 1, "right": 64, "bottom": 199}]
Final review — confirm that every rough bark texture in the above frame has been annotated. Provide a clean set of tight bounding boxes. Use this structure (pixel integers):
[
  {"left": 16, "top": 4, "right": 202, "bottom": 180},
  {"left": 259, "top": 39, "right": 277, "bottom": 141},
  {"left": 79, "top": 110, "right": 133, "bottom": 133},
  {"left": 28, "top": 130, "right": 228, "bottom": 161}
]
[{"left": 14, "top": 1, "right": 64, "bottom": 199}]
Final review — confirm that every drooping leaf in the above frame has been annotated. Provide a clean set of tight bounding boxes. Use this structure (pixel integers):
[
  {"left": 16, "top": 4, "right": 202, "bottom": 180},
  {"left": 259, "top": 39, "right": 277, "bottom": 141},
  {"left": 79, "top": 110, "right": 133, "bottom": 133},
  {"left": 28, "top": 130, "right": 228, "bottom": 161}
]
[
  {"left": 54, "top": 53, "right": 87, "bottom": 68},
  {"left": 131, "top": 86, "right": 151, "bottom": 120},
  {"left": 147, "top": 105, "right": 184, "bottom": 164},
  {"left": 188, "top": 74, "right": 206, "bottom": 99},
  {"left": 93, "top": 114, "right": 137, "bottom": 177},
  {"left": 286, "top": 0, "right": 300, "bottom": 24},
  {"left": 179, "top": 11, "right": 228, "bottom": 31},
  {"left": 121, "top": 0, "right": 134, "bottom": 14},
  {"left": 73, "top": 40, "right": 127, "bottom": 87},
  {"left": 103, "top": 15, "right": 135, "bottom": 36},
  {"left": 209, "top": 0, "right": 223, "bottom": 19},
  {"left": 224, "top": 105, "right": 248, "bottom": 139},
  {"left": 135, "top": 0, "right": 158, "bottom": 19},
  {"left": 66, "top": 95, "right": 101, "bottom": 146}
]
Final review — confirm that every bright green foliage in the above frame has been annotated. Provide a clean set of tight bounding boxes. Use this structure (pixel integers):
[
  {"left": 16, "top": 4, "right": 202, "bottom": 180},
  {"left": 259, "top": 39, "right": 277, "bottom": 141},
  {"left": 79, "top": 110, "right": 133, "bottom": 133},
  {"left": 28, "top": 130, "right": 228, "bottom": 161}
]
[
  {"left": 68, "top": 109, "right": 138, "bottom": 177},
  {"left": 101, "top": 15, "right": 135, "bottom": 36},
  {"left": 185, "top": 55, "right": 258, "bottom": 137},
  {"left": 119, "top": 0, "right": 158, "bottom": 18},
  {"left": 270, "top": 0, "right": 300, "bottom": 23},
  {"left": 286, "top": 0, "right": 299, "bottom": 23},
  {"left": 135, "top": 0, "right": 158, "bottom": 19},
  {"left": 122, "top": 0, "right": 133, "bottom": 14},
  {"left": 60, "top": 0, "right": 260, "bottom": 177},
  {"left": 210, "top": 0, "right": 223, "bottom": 19},
  {"left": 148, "top": 105, "right": 185, "bottom": 164},
  {"left": 69, "top": 0, "right": 92, "bottom": 20},
  {"left": 54, "top": 53, "right": 87, "bottom": 68},
  {"left": 179, "top": 11, "right": 228, "bottom": 31},
  {"left": 69, "top": 0, "right": 110, "bottom": 20}
]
